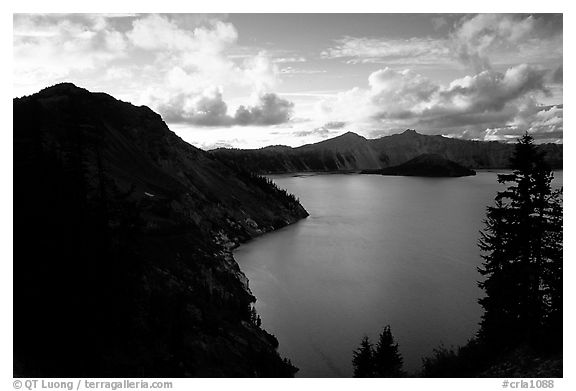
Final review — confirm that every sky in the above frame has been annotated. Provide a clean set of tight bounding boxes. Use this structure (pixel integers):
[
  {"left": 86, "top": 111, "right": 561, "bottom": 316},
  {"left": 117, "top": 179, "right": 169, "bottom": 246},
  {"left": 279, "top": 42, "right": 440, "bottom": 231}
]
[{"left": 13, "top": 13, "right": 563, "bottom": 149}]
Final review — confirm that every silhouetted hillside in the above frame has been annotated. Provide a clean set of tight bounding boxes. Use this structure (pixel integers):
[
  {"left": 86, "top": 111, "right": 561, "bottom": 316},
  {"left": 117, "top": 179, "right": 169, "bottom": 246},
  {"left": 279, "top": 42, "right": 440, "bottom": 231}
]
[
  {"left": 212, "top": 129, "right": 562, "bottom": 174},
  {"left": 13, "top": 83, "right": 308, "bottom": 377},
  {"left": 363, "top": 154, "right": 476, "bottom": 177}
]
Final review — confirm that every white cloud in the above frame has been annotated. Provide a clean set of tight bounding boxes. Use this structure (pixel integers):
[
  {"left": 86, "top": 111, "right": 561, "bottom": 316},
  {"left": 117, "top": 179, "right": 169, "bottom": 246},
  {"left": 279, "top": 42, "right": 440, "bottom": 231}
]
[
  {"left": 451, "top": 14, "right": 562, "bottom": 71},
  {"left": 157, "top": 88, "right": 232, "bottom": 126},
  {"left": 273, "top": 56, "right": 307, "bottom": 63},
  {"left": 235, "top": 93, "right": 294, "bottom": 126},
  {"left": 13, "top": 13, "right": 289, "bottom": 127},
  {"left": 322, "top": 14, "right": 562, "bottom": 72},
  {"left": 319, "top": 64, "right": 554, "bottom": 142},
  {"left": 124, "top": 16, "right": 284, "bottom": 117},
  {"left": 13, "top": 13, "right": 562, "bottom": 144},
  {"left": 322, "top": 36, "right": 451, "bottom": 65},
  {"left": 280, "top": 67, "right": 326, "bottom": 75},
  {"left": 13, "top": 14, "right": 128, "bottom": 89},
  {"left": 127, "top": 14, "right": 237, "bottom": 52},
  {"left": 154, "top": 89, "right": 294, "bottom": 127}
]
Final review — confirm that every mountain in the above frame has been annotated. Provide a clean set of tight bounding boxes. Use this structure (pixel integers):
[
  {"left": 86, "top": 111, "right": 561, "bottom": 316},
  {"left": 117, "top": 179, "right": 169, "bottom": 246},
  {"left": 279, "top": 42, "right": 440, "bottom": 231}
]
[
  {"left": 13, "top": 83, "right": 308, "bottom": 377},
  {"left": 212, "top": 131, "right": 382, "bottom": 173},
  {"left": 211, "top": 129, "right": 562, "bottom": 174},
  {"left": 363, "top": 153, "right": 476, "bottom": 177}
]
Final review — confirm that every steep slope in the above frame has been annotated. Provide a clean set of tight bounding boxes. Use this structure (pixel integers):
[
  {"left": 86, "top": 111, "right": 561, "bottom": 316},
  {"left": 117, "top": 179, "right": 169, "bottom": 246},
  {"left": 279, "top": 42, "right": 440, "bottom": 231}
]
[
  {"left": 363, "top": 153, "right": 476, "bottom": 177},
  {"left": 211, "top": 129, "right": 562, "bottom": 174},
  {"left": 298, "top": 132, "right": 382, "bottom": 170},
  {"left": 213, "top": 132, "right": 381, "bottom": 173},
  {"left": 13, "top": 83, "right": 308, "bottom": 377},
  {"left": 370, "top": 129, "right": 515, "bottom": 168}
]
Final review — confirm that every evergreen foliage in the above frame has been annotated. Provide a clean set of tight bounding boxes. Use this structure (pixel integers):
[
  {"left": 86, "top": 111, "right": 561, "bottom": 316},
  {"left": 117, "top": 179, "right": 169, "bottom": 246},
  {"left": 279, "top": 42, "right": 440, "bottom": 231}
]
[
  {"left": 352, "top": 336, "right": 375, "bottom": 378},
  {"left": 352, "top": 326, "right": 405, "bottom": 377},
  {"left": 478, "top": 133, "right": 563, "bottom": 352},
  {"left": 422, "top": 134, "right": 562, "bottom": 377}
]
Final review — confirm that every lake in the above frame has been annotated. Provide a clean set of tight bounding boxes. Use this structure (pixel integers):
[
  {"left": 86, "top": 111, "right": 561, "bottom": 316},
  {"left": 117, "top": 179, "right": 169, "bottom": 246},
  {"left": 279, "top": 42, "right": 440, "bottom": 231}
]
[{"left": 234, "top": 171, "right": 563, "bottom": 377}]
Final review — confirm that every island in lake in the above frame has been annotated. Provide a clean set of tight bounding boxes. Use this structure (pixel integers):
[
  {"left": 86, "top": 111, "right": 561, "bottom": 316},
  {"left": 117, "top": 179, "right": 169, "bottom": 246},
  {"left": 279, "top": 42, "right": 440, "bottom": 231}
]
[{"left": 361, "top": 154, "right": 476, "bottom": 177}]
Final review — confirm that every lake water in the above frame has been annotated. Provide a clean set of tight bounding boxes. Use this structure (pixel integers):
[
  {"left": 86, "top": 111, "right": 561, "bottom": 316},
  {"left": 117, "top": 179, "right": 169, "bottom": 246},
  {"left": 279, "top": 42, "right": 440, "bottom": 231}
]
[{"left": 234, "top": 171, "right": 563, "bottom": 377}]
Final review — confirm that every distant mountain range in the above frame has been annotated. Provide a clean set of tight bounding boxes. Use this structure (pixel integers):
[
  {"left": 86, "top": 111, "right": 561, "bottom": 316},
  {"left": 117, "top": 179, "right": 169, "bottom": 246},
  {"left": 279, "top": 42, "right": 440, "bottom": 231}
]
[
  {"left": 212, "top": 129, "right": 563, "bottom": 174},
  {"left": 14, "top": 83, "right": 307, "bottom": 377}
]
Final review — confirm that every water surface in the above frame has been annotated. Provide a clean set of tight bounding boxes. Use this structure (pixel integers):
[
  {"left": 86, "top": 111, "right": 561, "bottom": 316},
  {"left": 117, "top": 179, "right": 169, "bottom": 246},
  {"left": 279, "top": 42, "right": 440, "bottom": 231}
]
[{"left": 234, "top": 171, "right": 563, "bottom": 377}]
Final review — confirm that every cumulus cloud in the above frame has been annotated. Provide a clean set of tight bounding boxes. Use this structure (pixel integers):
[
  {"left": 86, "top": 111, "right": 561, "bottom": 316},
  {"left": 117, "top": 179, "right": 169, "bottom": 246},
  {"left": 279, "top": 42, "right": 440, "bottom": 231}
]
[
  {"left": 126, "top": 15, "right": 279, "bottom": 93},
  {"left": 322, "top": 14, "right": 562, "bottom": 71},
  {"left": 319, "top": 64, "right": 553, "bottom": 141},
  {"left": 317, "top": 14, "right": 561, "bottom": 142},
  {"left": 451, "top": 14, "right": 562, "bottom": 71},
  {"left": 157, "top": 88, "right": 232, "bottom": 126},
  {"left": 127, "top": 14, "right": 237, "bottom": 52},
  {"left": 368, "top": 68, "right": 439, "bottom": 118},
  {"left": 155, "top": 90, "right": 294, "bottom": 127},
  {"left": 14, "top": 13, "right": 285, "bottom": 119},
  {"left": 14, "top": 13, "right": 562, "bottom": 142},
  {"left": 13, "top": 14, "right": 128, "bottom": 84},
  {"left": 234, "top": 93, "right": 294, "bottom": 126}
]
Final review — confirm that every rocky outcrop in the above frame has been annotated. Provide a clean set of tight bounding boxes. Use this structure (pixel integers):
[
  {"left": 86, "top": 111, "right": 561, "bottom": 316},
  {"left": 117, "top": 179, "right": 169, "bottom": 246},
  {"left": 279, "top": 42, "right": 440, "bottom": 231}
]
[
  {"left": 212, "top": 129, "right": 562, "bottom": 174},
  {"left": 13, "top": 83, "right": 308, "bottom": 377},
  {"left": 363, "top": 153, "right": 476, "bottom": 177}
]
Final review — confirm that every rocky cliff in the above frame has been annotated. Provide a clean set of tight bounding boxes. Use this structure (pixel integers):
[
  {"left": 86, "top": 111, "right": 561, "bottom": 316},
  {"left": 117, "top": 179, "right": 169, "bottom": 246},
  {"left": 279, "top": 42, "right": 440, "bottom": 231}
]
[
  {"left": 13, "top": 83, "right": 308, "bottom": 377},
  {"left": 212, "top": 129, "right": 562, "bottom": 174}
]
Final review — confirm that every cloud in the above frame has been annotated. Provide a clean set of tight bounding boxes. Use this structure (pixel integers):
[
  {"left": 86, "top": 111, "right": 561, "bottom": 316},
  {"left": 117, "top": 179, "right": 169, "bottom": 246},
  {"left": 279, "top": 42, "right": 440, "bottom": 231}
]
[
  {"left": 280, "top": 67, "right": 327, "bottom": 75},
  {"left": 552, "top": 65, "right": 563, "bottom": 83},
  {"left": 322, "top": 36, "right": 451, "bottom": 65},
  {"left": 273, "top": 56, "right": 307, "bottom": 63},
  {"left": 451, "top": 14, "right": 562, "bottom": 71},
  {"left": 368, "top": 68, "right": 439, "bottom": 118},
  {"left": 323, "top": 121, "right": 347, "bottom": 129},
  {"left": 319, "top": 64, "right": 554, "bottom": 141},
  {"left": 13, "top": 14, "right": 128, "bottom": 85},
  {"left": 157, "top": 88, "right": 233, "bottom": 126},
  {"left": 234, "top": 93, "right": 294, "bottom": 126},
  {"left": 293, "top": 127, "right": 338, "bottom": 138},
  {"left": 431, "top": 64, "right": 549, "bottom": 114},
  {"left": 293, "top": 121, "right": 346, "bottom": 138},
  {"left": 127, "top": 14, "right": 237, "bottom": 52},
  {"left": 155, "top": 90, "right": 294, "bottom": 127},
  {"left": 431, "top": 16, "right": 448, "bottom": 31},
  {"left": 322, "top": 14, "right": 562, "bottom": 71}
]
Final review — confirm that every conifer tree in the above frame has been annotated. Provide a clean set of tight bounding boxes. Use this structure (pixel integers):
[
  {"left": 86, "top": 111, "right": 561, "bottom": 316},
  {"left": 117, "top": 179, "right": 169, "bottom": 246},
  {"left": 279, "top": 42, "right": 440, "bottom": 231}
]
[
  {"left": 373, "top": 325, "right": 405, "bottom": 377},
  {"left": 352, "top": 336, "right": 374, "bottom": 377},
  {"left": 478, "top": 133, "right": 562, "bottom": 351}
]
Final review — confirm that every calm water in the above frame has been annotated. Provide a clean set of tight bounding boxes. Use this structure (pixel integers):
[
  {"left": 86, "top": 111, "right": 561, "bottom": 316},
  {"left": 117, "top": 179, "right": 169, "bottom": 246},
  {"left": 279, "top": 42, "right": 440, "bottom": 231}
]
[{"left": 234, "top": 171, "right": 563, "bottom": 377}]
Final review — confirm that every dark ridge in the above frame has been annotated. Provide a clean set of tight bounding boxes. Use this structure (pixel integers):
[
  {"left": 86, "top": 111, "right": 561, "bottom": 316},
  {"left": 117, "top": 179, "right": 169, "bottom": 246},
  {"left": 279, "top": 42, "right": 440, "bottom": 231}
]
[
  {"left": 362, "top": 153, "right": 476, "bottom": 177},
  {"left": 211, "top": 128, "right": 562, "bottom": 174},
  {"left": 14, "top": 83, "right": 308, "bottom": 377}
]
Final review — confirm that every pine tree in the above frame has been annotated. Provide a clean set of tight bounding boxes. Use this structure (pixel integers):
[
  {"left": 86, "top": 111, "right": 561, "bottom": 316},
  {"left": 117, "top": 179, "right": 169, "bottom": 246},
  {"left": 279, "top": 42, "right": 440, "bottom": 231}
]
[
  {"left": 478, "top": 133, "right": 562, "bottom": 351},
  {"left": 373, "top": 325, "right": 405, "bottom": 377},
  {"left": 352, "top": 336, "right": 375, "bottom": 377}
]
